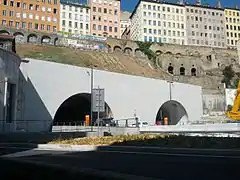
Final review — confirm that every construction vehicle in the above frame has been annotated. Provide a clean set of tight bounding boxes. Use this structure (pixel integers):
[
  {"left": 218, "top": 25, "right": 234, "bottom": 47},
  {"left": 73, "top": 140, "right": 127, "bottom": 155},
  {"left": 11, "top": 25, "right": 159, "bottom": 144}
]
[{"left": 226, "top": 81, "right": 240, "bottom": 120}]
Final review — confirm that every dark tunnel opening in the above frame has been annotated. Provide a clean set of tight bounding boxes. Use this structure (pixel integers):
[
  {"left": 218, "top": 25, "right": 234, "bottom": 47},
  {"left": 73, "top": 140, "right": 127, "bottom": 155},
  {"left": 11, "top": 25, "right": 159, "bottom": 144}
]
[
  {"left": 53, "top": 93, "right": 113, "bottom": 126},
  {"left": 155, "top": 100, "right": 188, "bottom": 125}
]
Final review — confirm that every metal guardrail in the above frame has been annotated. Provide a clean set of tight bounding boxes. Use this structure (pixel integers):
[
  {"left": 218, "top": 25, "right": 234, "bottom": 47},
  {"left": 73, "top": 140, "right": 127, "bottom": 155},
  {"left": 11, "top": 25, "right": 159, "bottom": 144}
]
[{"left": 0, "top": 117, "right": 140, "bottom": 133}]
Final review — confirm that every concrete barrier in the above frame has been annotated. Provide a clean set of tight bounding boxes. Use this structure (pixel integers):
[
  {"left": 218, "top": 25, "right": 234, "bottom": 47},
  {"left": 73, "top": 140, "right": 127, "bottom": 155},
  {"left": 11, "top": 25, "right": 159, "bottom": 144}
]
[
  {"left": 140, "top": 123, "right": 240, "bottom": 133},
  {"left": 0, "top": 132, "right": 92, "bottom": 143},
  {"left": 0, "top": 158, "right": 159, "bottom": 180}
]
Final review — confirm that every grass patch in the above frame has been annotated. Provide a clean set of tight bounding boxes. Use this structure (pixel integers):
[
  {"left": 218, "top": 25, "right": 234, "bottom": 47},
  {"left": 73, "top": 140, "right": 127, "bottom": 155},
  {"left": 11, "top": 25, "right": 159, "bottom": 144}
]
[{"left": 49, "top": 134, "right": 240, "bottom": 149}]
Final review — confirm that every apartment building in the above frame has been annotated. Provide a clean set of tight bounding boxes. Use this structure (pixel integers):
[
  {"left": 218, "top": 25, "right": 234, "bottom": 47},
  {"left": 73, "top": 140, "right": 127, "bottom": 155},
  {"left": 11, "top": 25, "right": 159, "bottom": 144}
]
[
  {"left": 224, "top": 7, "right": 240, "bottom": 48},
  {"left": 130, "top": 0, "right": 187, "bottom": 45},
  {"left": 60, "top": 0, "right": 90, "bottom": 35},
  {"left": 120, "top": 11, "right": 131, "bottom": 36},
  {"left": 89, "top": 0, "right": 121, "bottom": 38},
  {"left": 185, "top": 3, "right": 227, "bottom": 48},
  {"left": 0, "top": 0, "right": 60, "bottom": 33}
]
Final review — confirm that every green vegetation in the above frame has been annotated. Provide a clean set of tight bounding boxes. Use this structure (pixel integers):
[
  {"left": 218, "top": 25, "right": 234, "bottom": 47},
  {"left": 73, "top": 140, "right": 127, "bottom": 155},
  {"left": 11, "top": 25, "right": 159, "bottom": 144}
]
[
  {"left": 221, "top": 65, "right": 240, "bottom": 88},
  {"left": 222, "top": 65, "right": 235, "bottom": 88},
  {"left": 136, "top": 41, "right": 156, "bottom": 64},
  {"left": 49, "top": 134, "right": 240, "bottom": 149}
]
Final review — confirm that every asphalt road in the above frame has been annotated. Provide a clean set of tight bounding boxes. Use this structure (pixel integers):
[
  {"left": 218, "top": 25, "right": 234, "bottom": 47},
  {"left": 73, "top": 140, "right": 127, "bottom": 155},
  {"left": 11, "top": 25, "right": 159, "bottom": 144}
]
[{"left": 1, "top": 144, "right": 240, "bottom": 180}]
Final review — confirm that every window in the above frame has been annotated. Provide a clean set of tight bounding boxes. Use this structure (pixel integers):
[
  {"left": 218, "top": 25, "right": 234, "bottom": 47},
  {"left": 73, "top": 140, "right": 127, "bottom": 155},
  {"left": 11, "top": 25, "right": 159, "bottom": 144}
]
[
  {"left": 29, "top": 4, "right": 33, "bottom": 10},
  {"left": 36, "top": 5, "right": 40, "bottom": 11},
  {"left": 2, "top": 10, "right": 7, "bottom": 16},
  {"left": 53, "top": 8, "right": 57, "bottom": 14},
  {"left": 114, "top": 27, "right": 117, "bottom": 32},
  {"left": 22, "top": 22, "right": 26, "bottom": 28},
  {"left": 104, "top": 8, "right": 107, "bottom": 13},
  {"left": 17, "top": 2, "right": 20, "bottom": 7},
  {"left": 3, "top": 0, "right": 7, "bottom": 5},
  {"left": 34, "top": 23, "right": 39, "bottom": 30}
]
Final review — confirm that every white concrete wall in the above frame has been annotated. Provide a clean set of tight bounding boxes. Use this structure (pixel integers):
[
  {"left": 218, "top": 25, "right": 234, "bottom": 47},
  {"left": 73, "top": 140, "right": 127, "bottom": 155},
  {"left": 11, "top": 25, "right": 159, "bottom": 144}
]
[{"left": 19, "top": 58, "right": 203, "bottom": 131}]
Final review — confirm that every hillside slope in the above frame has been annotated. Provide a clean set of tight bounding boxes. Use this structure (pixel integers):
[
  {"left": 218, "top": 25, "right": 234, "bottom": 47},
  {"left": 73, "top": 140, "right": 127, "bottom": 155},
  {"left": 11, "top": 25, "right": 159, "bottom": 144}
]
[{"left": 16, "top": 44, "right": 171, "bottom": 80}]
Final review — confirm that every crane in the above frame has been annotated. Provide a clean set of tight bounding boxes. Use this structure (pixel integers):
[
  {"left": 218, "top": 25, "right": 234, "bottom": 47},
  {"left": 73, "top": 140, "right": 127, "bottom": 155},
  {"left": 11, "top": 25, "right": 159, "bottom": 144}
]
[{"left": 226, "top": 80, "right": 240, "bottom": 120}]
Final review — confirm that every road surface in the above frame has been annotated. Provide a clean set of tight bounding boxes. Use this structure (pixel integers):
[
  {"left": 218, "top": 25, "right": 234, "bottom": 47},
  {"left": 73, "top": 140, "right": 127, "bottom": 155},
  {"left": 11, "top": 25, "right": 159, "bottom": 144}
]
[{"left": 1, "top": 144, "right": 240, "bottom": 180}]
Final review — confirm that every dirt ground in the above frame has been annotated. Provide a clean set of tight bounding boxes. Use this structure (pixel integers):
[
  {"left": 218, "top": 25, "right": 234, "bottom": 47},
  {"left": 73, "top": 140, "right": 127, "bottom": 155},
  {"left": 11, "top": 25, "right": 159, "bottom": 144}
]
[{"left": 16, "top": 44, "right": 170, "bottom": 80}]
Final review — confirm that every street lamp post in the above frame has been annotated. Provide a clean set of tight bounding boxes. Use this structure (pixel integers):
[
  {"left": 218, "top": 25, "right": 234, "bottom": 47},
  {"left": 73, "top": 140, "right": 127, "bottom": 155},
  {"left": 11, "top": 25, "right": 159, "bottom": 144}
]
[
  {"left": 90, "top": 66, "right": 94, "bottom": 132},
  {"left": 167, "top": 80, "right": 174, "bottom": 101}
]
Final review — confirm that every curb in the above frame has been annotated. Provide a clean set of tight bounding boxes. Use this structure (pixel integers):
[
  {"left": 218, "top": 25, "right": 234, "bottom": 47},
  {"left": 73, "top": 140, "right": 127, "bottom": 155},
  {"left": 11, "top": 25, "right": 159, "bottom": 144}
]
[
  {"left": 37, "top": 144, "right": 99, "bottom": 152},
  {"left": 37, "top": 144, "right": 240, "bottom": 153}
]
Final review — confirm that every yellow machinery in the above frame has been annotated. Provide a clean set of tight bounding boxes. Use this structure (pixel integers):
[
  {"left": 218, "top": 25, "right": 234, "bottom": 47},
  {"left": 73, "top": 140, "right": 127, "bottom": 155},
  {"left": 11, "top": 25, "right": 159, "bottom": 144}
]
[{"left": 226, "top": 81, "right": 240, "bottom": 120}]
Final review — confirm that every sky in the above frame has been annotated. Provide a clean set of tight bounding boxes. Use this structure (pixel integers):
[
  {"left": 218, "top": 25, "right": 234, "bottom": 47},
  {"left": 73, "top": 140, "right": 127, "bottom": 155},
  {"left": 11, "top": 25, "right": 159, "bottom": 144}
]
[{"left": 121, "top": 0, "right": 240, "bottom": 12}]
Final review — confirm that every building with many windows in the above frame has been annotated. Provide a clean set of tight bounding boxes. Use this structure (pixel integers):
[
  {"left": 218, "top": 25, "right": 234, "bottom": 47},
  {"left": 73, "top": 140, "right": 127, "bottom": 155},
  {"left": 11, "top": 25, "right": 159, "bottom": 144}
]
[
  {"left": 185, "top": 2, "right": 227, "bottom": 48},
  {"left": 59, "top": 0, "right": 90, "bottom": 35},
  {"left": 225, "top": 7, "right": 240, "bottom": 48},
  {"left": 0, "top": 0, "right": 60, "bottom": 33},
  {"left": 130, "top": 0, "right": 187, "bottom": 45},
  {"left": 120, "top": 11, "right": 131, "bottom": 36},
  {"left": 89, "top": 0, "right": 121, "bottom": 38}
]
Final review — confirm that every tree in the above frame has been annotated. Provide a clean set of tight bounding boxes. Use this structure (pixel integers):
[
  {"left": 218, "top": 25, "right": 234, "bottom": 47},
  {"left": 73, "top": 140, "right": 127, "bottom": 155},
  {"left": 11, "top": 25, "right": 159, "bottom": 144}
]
[{"left": 222, "top": 65, "right": 235, "bottom": 88}]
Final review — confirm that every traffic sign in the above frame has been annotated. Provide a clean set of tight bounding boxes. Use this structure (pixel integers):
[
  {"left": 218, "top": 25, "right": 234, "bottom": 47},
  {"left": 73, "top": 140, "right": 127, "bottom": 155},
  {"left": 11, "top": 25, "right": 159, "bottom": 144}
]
[{"left": 92, "top": 88, "right": 105, "bottom": 112}]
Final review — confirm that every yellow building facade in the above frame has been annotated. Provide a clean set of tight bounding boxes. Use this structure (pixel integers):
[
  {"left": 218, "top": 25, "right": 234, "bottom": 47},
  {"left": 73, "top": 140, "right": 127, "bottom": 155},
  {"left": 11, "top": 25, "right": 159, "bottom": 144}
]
[{"left": 225, "top": 8, "right": 240, "bottom": 48}]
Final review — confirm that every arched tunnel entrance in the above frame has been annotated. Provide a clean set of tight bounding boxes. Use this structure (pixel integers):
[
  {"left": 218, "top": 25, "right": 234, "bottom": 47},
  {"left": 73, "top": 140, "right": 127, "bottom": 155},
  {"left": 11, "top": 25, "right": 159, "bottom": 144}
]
[
  {"left": 53, "top": 93, "right": 113, "bottom": 126},
  {"left": 155, "top": 100, "right": 188, "bottom": 125}
]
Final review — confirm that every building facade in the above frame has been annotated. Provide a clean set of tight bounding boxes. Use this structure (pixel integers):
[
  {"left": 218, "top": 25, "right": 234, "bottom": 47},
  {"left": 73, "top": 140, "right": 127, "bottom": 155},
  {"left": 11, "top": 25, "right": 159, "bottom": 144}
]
[
  {"left": 225, "top": 7, "right": 240, "bottom": 49},
  {"left": 130, "top": 0, "right": 187, "bottom": 45},
  {"left": 120, "top": 11, "right": 131, "bottom": 36},
  {"left": 185, "top": 4, "right": 227, "bottom": 48},
  {"left": 89, "top": 0, "right": 121, "bottom": 38},
  {"left": 59, "top": 1, "right": 90, "bottom": 35},
  {"left": 0, "top": 0, "right": 60, "bottom": 33}
]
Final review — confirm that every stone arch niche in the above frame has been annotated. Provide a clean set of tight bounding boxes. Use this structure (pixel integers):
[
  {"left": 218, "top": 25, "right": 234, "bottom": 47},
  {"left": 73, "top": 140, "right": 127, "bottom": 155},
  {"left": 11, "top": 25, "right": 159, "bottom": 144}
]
[
  {"left": 156, "top": 50, "right": 163, "bottom": 56},
  {"left": 27, "top": 33, "right": 38, "bottom": 43},
  {"left": 124, "top": 47, "right": 132, "bottom": 55},
  {"left": 113, "top": 45, "right": 122, "bottom": 53},
  {"left": 180, "top": 66, "right": 185, "bottom": 75},
  {"left": 168, "top": 64, "right": 174, "bottom": 74},
  {"left": 53, "top": 93, "right": 114, "bottom": 126},
  {"left": 13, "top": 32, "right": 24, "bottom": 44},
  {"left": 165, "top": 51, "right": 173, "bottom": 55},
  {"left": 135, "top": 48, "right": 144, "bottom": 57},
  {"left": 191, "top": 65, "right": 197, "bottom": 76},
  {"left": 105, "top": 44, "right": 112, "bottom": 53},
  {"left": 155, "top": 100, "right": 188, "bottom": 125},
  {"left": 0, "top": 29, "right": 10, "bottom": 35},
  {"left": 41, "top": 35, "right": 51, "bottom": 44}
]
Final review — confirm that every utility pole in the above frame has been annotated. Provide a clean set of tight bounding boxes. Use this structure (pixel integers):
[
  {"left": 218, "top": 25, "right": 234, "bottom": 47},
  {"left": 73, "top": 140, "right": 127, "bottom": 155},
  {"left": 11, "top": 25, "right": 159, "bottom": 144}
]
[{"left": 90, "top": 66, "right": 93, "bottom": 132}]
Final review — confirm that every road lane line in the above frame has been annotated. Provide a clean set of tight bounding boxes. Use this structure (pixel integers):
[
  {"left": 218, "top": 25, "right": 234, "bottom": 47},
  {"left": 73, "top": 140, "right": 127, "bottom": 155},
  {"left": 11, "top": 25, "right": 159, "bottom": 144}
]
[{"left": 97, "top": 150, "right": 240, "bottom": 159}]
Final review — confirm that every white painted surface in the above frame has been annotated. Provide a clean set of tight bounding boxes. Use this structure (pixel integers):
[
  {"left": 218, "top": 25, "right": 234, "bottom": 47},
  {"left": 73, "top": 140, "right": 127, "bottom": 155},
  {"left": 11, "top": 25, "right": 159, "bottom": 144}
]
[
  {"left": 19, "top": 58, "right": 203, "bottom": 131},
  {"left": 140, "top": 123, "right": 240, "bottom": 133}
]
